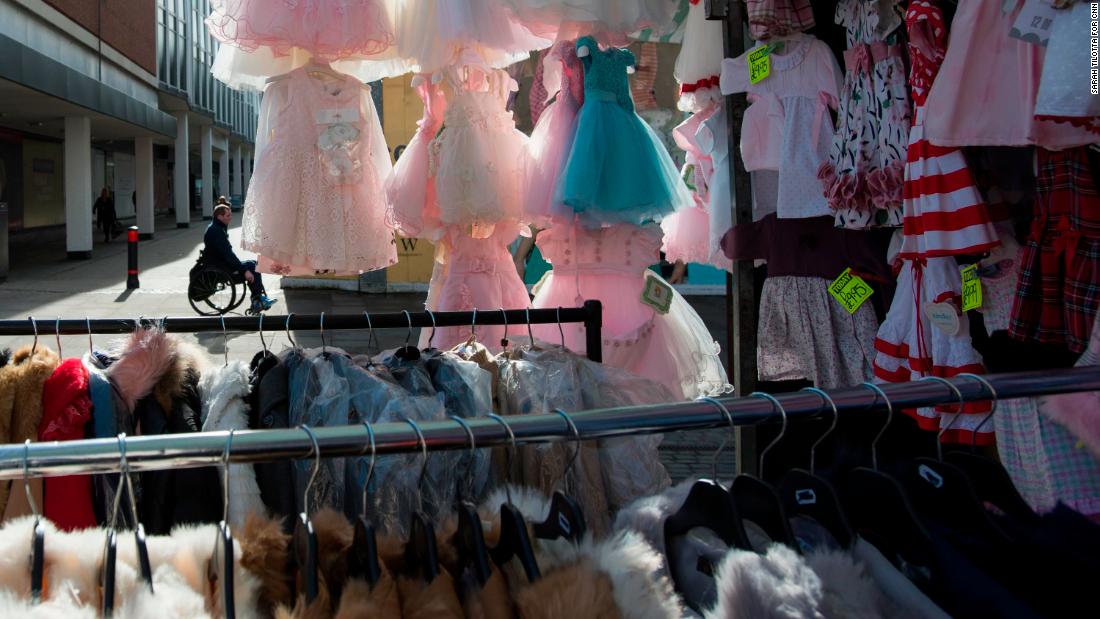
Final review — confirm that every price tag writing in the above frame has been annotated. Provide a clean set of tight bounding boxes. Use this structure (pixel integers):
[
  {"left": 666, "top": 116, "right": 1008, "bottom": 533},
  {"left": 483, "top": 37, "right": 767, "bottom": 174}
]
[
  {"left": 828, "top": 268, "right": 873, "bottom": 314},
  {"left": 748, "top": 45, "right": 771, "bottom": 84},
  {"left": 961, "top": 264, "right": 982, "bottom": 312}
]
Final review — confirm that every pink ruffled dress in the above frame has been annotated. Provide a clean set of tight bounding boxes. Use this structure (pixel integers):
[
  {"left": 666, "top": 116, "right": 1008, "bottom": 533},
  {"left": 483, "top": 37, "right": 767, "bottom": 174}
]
[
  {"left": 419, "top": 222, "right": 531, "bottom": 353},
  {"left": 387, "top": 74, "right": 448, "bottom": 239},
  {"left": 242, "top": 67, "right": 397, "bottom": 275},
  {"left": 530, "top": 221, "right": 729, "bottom": 400},
  {"left": 524, "top": 41, "right": 584, "bottom": 228},
  {"left": 820, "top": 0, "right": 911, "bottom": 229},
  {"left": 205, "top": 0, "right": 395, "bottom": 60}
]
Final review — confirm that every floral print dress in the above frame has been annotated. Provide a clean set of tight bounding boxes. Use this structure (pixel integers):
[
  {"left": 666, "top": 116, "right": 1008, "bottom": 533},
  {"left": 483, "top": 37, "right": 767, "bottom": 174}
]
[{"left": 819, "top": 0, "right": 911, "bottom": 229}]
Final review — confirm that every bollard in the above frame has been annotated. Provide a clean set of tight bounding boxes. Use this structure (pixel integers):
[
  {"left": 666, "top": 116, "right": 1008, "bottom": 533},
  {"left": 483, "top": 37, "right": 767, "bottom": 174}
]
[{"left": 126, "top": 226, "right": 140, "bottom": 289}]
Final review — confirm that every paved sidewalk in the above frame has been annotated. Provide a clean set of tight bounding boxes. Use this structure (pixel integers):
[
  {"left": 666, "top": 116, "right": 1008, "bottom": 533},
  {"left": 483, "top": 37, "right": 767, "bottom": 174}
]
[{"left": 0, "top": 213, "right": 732, "bottom": 482}]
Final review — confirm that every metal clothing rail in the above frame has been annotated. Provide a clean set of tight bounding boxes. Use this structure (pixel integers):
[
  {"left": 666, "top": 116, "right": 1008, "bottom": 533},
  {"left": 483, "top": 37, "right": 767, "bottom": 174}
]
[
  {"left": 0, "top": 301, "right": 604, "bottom": 362},
  {"left": 1, "top": 366, "right": 1097, "bottom": 481}
]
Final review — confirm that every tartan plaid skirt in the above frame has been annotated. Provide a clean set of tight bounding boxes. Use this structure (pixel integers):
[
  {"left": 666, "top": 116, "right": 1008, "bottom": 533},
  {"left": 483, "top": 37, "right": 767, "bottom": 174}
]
[{"left": 1009, "top": 147, "right": 1100, "bottom": 353}]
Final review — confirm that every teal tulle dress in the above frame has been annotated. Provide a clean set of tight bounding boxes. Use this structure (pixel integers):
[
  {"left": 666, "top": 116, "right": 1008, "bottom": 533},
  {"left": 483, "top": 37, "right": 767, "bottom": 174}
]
[{"left": 555, "top": 36, "right": 692, "bottom": 227}]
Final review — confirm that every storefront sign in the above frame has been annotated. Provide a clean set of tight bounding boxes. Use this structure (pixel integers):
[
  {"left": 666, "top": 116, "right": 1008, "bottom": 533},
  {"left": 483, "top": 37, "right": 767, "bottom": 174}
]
[
  {"left": 748, "top": 45, "right": 771, "bottom": 84},
  {"left": 828, "top": 268, "right": 873, "bottom": 314},
  {"left": 960, "top": 264, "right": 982, "bottom": 312}
]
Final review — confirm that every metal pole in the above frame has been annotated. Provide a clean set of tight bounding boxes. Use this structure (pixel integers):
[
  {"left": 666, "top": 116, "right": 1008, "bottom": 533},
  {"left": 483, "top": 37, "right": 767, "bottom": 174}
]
[
  {"left": 3, "top": 367, "right": 1097, "bottom": 480},
  {"left": 126, "top": 226, "right": 140, "bottom": 289},
  {"left": 0, "top": 308, "right": 594, "bottom": 336},
  {"left": 583, "top": 300, "right": 603, "bottom": 363},
  {"left": 709, "top": 0, "right": 759, "bottom": 474}
]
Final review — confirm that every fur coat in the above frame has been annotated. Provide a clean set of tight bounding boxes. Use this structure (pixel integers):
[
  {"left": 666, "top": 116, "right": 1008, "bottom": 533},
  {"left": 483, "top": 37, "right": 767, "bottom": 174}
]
[
  {"left": 38, "top": 358, "right": 95, "bottom": 530},
  {"left": 200, "top": 360, "right": 266, "bottom": 528},
  {"left": 0, "top": 516, "right": 262, "bottom": 618},
  {"left": 0, "top": 345, "right": 60, "bottom": 516}
]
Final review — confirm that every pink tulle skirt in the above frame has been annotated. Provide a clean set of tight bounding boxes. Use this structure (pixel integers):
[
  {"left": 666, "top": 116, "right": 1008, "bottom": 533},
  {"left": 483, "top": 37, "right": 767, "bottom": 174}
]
[
  {"left": 524, "top": 95, "right": 580, "bottom": 226},
  {"left": 205, "top": 0, "right": 395, "bottom": 60},
  {"left": 660, "top": 199, "right": 713, "bottom": 265}
]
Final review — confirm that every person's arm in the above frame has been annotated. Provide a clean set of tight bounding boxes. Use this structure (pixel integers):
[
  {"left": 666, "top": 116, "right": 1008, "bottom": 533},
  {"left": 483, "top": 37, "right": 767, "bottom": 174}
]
[{"left": 668, "top": 260, "right": 687, "bottom": 285}]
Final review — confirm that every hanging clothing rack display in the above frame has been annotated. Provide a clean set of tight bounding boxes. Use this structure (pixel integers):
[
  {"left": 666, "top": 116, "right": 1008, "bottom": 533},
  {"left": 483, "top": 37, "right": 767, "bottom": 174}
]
[
  {"left": 0, "top": 303, "right": 603, "bottom": 363},
  {"left": 2, "top": 366, "right": 1097, "bottom": 479}
]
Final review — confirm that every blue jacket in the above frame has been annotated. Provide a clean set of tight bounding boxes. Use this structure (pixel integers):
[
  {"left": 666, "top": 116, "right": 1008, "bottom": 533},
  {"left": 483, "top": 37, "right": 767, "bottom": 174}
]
[{"left": 203, "top": 219, "right": 243, "bottom": 271}]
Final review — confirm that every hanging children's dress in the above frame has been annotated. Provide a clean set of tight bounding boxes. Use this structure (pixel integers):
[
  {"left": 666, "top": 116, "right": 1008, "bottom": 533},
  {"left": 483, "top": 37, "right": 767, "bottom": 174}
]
[
  {"left": 897, "top": 0, "right": 999, "bottom": 260},
  {"left": 387, "top": 73, "right": 446, "bottom": 239},
  {"left": 502, "top": 0, "right": 682, "bottom": 44},
  {"left": 674, "top": 0, "right": 724, "bottom": 113},
  {"left": 1035, "top": 1, "right": 1100, "bottom": 137},
  {"left": 205, "top": 0, "right": 396, "bottom": 60},
  {"left": 392, "top": 0, "right": 549, "bottom": 74},
  {"left": 923, "top": 0, "right": 1096, "bottom": 149},
  {"left": 531, "top": 222, "right": 730, "bottom": 400},
  {"left": 1009, "top": 147, "right": 1100, "bottom": 354},
  {"left": 662, "top": 101, "right": 721, "bottom": 265},
  {"left": 555, "top": 36, "right": 692, "bottom": 228},
  {"left": 819, "top": 0, "right": 910, "bottom": 229},
  {"left": 746, "top": 0, "right": 816, "bottom": 41},
  {"left": 524, "top": 40, "right": 585, "bottom": 228},
  {"left": 242, "top": 66, "right": 397, "bottom": 275},
  {"left": 721, "top": 32, "right": 843, "bottom": 220},
  {"left": 430, "top": 60, "right": 529, "bottom": 236}
]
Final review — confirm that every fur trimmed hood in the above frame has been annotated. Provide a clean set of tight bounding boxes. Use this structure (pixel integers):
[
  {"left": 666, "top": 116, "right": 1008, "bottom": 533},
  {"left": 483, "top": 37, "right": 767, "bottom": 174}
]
[{"left": 106, "top": 329, "right": 207, "bottom": 412}]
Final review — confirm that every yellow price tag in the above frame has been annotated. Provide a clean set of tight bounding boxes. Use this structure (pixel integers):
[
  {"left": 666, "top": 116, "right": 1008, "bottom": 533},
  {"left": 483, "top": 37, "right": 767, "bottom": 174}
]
[
  {"left": 748, "top": 45, "right": 771, "bottom": 84},
  {"left": 828, "top": 268, "right": 873, "bottom": 314},
  {"left": 960, "top": 264, "right": 982, "bottom": 312}
]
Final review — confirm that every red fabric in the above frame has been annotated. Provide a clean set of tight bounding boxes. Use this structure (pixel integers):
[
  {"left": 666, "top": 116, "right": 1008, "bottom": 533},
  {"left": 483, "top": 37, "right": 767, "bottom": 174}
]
[{"left": 38, "top": 358, "right": 96, "bottom": 531}]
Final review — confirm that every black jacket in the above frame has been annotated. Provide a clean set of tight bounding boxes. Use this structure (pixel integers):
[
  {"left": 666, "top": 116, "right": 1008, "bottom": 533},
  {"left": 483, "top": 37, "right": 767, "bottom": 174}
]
[{"left": 203, "top": 219, "right": 244, "bottom": 271}]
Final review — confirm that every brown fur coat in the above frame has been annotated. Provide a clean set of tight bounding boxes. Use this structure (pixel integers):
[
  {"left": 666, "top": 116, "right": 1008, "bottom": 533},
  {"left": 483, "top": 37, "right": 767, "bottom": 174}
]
[{"left": 0, "top": 344, "right": 60, "bottom": 515}]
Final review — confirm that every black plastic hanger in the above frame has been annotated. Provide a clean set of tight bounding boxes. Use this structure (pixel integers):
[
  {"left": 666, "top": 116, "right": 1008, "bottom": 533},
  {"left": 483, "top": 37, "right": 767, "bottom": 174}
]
[
  {"left": 23, "top": 441, "right": 45, "bottom": 604},
  {"left": 294, "top": 425, "right": 321, "bottom": 603},
  {"left": 945, "top": 374, "right": 1037, "bottom": 523},
  {"left": 905, "top": 377, "right": 1011, "bottom": 544},
  {"left": 843, "top": 383, "right": 932, "bottom": 567},
  {"left": 486, "top": 414, "right": 540, "bottom": 582},
  {"left": 348, "top": 422, "right": 382, "bottom": 587},
  {"left": 730, "top": 393, "right": 796, "bottom": 548},
  {"left": 531, "top": 410, "right": 586, "bottom": 543},
  {"left": 212, "top": 431, "right": 236, "bottom": 619},
  {"left": 449, "top": 416, "right": 492, "bottom": 587},
  {"left": 779, "top": 388, "right": 854, "bottom": 550},
  {"left": 402, "top": 419, "right": 440, "bottom": 582},
  {"left": 395, "top": 311, "right": 421, "bottom": 360},
  {"left": 102, "top": 434, "right": 154, "bottom": 617}
]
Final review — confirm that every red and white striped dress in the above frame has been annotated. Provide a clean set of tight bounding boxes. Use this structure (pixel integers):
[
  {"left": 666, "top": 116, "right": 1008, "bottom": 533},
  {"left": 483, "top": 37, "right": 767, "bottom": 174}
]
[
  {"left": 873, "top": 0, "right": 999, "bottom": 445},
  {"left": 897, "top": 1, "right": 998, "bottom": 260}
]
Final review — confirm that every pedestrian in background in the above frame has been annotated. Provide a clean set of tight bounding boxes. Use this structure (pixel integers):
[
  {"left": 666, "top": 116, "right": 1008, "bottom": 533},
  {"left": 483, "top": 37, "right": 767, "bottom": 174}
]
[{"left": 92, "top": 187, "right": 116, "bottom": 243}]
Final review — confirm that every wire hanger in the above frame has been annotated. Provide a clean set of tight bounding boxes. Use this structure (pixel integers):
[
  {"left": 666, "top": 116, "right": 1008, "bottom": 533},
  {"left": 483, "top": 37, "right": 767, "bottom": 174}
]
[
  {"left": 285, "top": 314, "right": 298, "bottom": 349},
  {"left": 946, "top": 374, "right": 1037, "bottom": 522},
  {"left": 221, "top": 315, "right": 229, "bottom": 367},
  {"left": 87, "top": 318, "right": 94, "bottom": 356},
  {"left": 319, "top": 312, "right": 328, "bottom": 356},
  {"left": 918, "top": 376, "right": 965, "bottom": 462},
  {"left": 403, "top": 418, "right": 440, "bottom": 582},
  {"left": 425, "top": 310, "right": 437, "bottom": 351},
  {"left": 258, "top": 312, "right": 269, "bottom": 356},
  {"left": 54, "top": 317, "right": 61, "bottom": 358},
  {"left": 101, "top": 434, "right": 154, "bottom": 616},
  {"left": 732, "top": 393, "right": 795, "bottom": 547},
  {"left": 486, "top": 414, "right": 541, "bottom": 582},
  {"left": 348, "top": 420, "right": 382, "bottom": 586},
  {"left": 28, "top": 316, "right": 38, "bottom": 356},
  {"left": 525, "top": 308, "right": 537, "bottom": 349},
  {"left": 450, "top": 415, "right": 492, "bottom": 587},
  {"left": 555, "top": 307, "right": 566, "bottom": 347},
  {"left": 778, "top": 388, "right": 854, "bottom": 549},
  {"left": 24, "top": 440, "right": 45, "bottom": 604},
  {"left": 396, "top": 311, "right": 421, "bottom": 360},
  {"left": 499, "top": 308, "right": 510, "bottom": 350},
  {"left": 532, "top": 410, "right": 586, "bottom": 543},
  {"left": 215, "top": 430, "right": 237, "bottom": 619},
  {"left": 294, "top": 425, "right": 321, "bottom": 603},
  {"left": 363, "top": 312, "right": 376, "bottom": 357}
]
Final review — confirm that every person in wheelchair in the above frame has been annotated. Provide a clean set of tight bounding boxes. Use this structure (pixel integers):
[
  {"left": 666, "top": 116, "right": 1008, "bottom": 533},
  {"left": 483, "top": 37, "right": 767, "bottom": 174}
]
[{"left": 204, "top": 199, "right": 277, "bottom": 312}]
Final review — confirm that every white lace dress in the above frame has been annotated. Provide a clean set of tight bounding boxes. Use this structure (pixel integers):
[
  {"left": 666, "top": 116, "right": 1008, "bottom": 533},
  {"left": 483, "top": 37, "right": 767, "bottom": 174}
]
[{"left": 242, "top": 66, "right": 397, "bottom": 275}]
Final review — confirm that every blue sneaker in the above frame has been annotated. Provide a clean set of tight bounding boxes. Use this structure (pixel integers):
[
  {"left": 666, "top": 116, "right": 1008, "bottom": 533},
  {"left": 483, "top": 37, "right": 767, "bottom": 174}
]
[{"left": 251, "top": 296, "right": 277, "bottom": 312}]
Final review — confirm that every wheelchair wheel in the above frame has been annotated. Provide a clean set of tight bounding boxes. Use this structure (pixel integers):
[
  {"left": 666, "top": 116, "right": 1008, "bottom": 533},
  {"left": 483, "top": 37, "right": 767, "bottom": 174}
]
[{"left": 188, "top": 269, "right": 244, "bottom": 316}]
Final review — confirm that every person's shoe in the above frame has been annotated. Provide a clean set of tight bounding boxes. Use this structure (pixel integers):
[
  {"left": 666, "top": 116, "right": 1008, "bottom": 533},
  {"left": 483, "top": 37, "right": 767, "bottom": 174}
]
[{"left": 251, "top": 295, "right": 277, "bottom": 312}]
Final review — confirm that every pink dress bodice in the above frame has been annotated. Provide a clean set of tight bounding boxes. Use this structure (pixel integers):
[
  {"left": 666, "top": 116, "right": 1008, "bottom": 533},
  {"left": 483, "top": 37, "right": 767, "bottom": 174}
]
[{"left": 539, "top": 223, "right": 662, "bottom": 278}]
